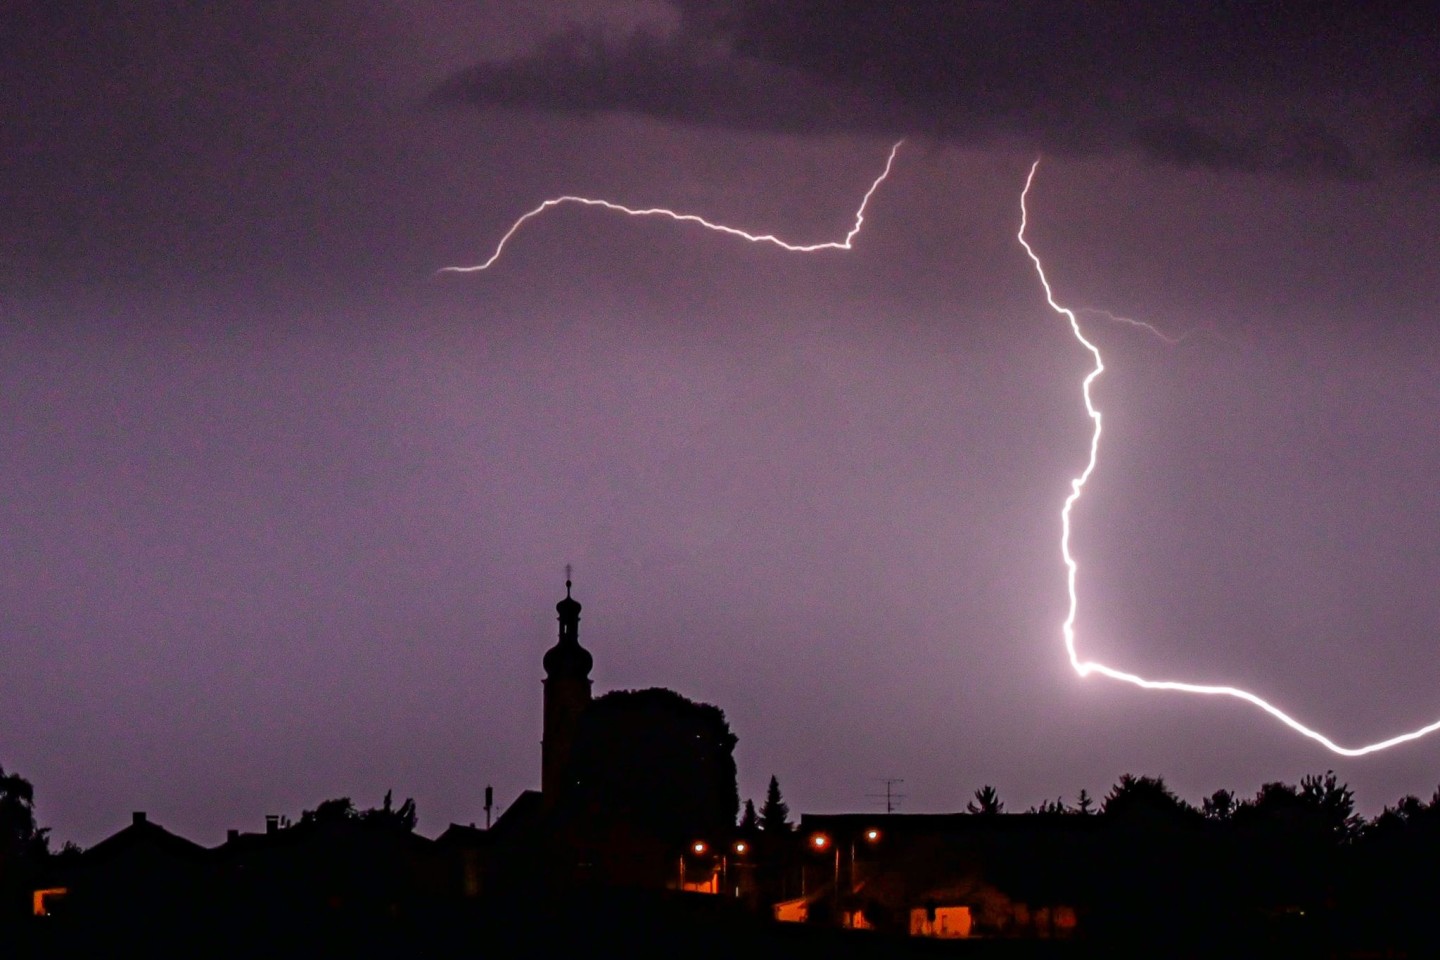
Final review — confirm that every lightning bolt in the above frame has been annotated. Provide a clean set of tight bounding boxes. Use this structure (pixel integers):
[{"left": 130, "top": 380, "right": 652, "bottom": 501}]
[
  {"left": 1076, "top": 308, "right": 1185, "bottom": 345},
  {"left": 444, "top": 138, "right": 1438, "bottom": 758},
  {"left": 1077, "top": 307, "right": 1232, "bottom": 347},
  {"left": 438, "top": 141, "right": 902, "bottom": 274},
  {"left": 1019, "top": 158, "right": 1440, "bottom": 757}
]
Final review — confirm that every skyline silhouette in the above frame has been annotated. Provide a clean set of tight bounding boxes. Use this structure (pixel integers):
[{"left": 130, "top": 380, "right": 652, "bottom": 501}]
[
  {"left": 5, "top": 4, "right": 1440, "bottom": 849},
  {"left": 12, "top": 590, "right": 1440, "bottom": 955}
]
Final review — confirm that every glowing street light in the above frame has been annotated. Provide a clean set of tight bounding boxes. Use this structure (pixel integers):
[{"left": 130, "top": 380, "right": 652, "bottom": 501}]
[{"left": 680, "top": 840, "right": 714, "bottom": 892}]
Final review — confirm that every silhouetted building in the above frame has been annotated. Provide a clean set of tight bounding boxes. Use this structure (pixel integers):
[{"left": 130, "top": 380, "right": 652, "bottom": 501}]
[
  {"left": 214, "top": 811, "right": 444, "bottom": 920},
  {"left": 445, "top": 581, "right": 739, "bottom": 894},
  {"left": 788, "top": 813, "right": 1093, "bottom": 939},
  {"left": 36, "top": 578, "right": 1427, "bottom": 955},
  {"left": 542, "top": 579, "right": 591, "bottom": 806},
  {"left": 65, "top": 811, "right": 209, "bottom": 921}
]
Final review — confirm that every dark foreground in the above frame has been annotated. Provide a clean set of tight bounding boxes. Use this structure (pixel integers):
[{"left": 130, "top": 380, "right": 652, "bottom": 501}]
[{"left": 6, "top": 889, "right": 1405, "bottom": 960}]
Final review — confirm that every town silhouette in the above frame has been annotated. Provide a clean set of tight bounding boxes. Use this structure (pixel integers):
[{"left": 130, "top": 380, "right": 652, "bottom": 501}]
[{"left": 6, "top": 582, "right": 1440, "bottom": 958}]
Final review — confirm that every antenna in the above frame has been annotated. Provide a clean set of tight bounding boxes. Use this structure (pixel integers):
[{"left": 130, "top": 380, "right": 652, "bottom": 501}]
[{"left": 866, "top": 778, "right": 906, "bottom": 814}]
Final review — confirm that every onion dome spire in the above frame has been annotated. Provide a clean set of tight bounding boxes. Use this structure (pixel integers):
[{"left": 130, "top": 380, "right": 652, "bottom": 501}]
[{"left": 544, "top": 575, "right": 591, "bottom": 678}]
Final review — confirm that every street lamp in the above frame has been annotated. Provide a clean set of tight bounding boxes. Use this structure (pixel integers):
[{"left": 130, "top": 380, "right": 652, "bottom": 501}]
[
  {"left": 679, "top": 840, "right": 714, "bottom": 892},
  {"left": 847, "top": 827, "right": 882, "bottom": 908},
  {"left": 680, "top": 840, "right": 711, "bottom": 892},
  {"left": 726, "top": 839, "right": 751, "bottom": 897},
  {"left": 808, "top": 832, "right": 841, "bottom": 915}
]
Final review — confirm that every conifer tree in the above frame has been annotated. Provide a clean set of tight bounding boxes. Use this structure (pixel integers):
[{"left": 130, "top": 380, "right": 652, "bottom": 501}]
[
  {"left": 967, "top": 784, "right": 1004, "bottom": 815},
  {"left": 759, "top": 775, "right": 791, "bottom": 833},
  {"left": 738, "top": 798, "right": 759, "bottom": 833}
]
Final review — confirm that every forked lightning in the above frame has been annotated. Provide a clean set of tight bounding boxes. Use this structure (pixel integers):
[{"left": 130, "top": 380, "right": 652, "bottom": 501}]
[
  {"left": 1019, "top": 158, "right": 1440, "bottom": 757},
  {"left": 439, "top": 142, "right": 902, "bottom": 274},
  {"left": 445, "top": 142, "right": 1440, "bottom": 757}
]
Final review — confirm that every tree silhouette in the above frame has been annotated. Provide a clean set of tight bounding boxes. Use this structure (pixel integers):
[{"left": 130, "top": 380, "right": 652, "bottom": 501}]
[
  {"left": 1368, "top": 793, "right": 1430, "bottom": 838},
  {"left": 298, "top": 796, "right": 357, "bottom": 828},
  {"left": 0, "top": 763, "right": 47, "bottom": 867},
  {"left": 294, "top": 792, "right": 418, "bottom": 832},
  {"left": 1236, "top": 772, "right": 1361, "bottom": 843},
  {"left": 1202, "top": 788, "right": 1237, "bottom": 821},
  {"left": 1028, "top": 796, "right": 1067, "bottom": 815},
  {"left": 1101, "top": 774, "right": 1196, "bottom": 823},
  {"left": 1074, "top": 789, "right": 1096, "bottom": 815},
  {"left": 759, "top": 775, "right": 791, "bottom": 833},
  {"left": 563, "top": 687, "right": 739, "bottom": 846},
  {"left": 1299, "top": 770, "right": 1362, "bottom": 842},
  {"left": 753, "top": 776, "right": 795, "bottom": 906},
  {"left": 967, "top": 785, "right": 1004, "bottom": 815},
  {"left": 1, "top": 764, "right": 49, "bottom": 920},
  {"left": 738, "top": 798, "right": 759, "bottom": 834},
  {"left": 1, "top": 765, "right": 39, "bottom": 847},
  {"left": 363, "top": 789, "right": 418, "bottom": 832}
]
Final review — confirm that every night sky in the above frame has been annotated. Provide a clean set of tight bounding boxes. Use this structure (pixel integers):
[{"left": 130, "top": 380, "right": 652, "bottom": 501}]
[{"left": 5, "top": 2, "right": 1440, "bottom": 847}]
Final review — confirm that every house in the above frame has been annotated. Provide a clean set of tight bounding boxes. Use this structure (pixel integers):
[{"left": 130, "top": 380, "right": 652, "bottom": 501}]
[
  {"left": 795, "top": 812, "right": 1093, "bottom": 939},
  {"left": 64, "top": 811, "right": 210, "bottom": 921}
]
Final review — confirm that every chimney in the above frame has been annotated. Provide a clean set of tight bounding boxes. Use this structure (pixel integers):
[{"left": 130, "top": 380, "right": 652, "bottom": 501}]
[
  {"left": 265, "top": 814, "right": 280, "bottom": 835},
  {"left": 132, "top": 811, "right": 147, "bottom": 826},
  {"left": 227, "top": 829, "right": 239, "bottom": 844}
]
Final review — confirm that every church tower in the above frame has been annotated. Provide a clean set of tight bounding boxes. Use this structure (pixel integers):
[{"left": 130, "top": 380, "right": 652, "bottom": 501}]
[{"left": 541, "top": 578, "right": 592, "bottom": 804}]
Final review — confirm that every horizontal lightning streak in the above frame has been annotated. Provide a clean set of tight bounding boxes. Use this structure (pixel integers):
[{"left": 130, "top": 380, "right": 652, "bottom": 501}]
[
  {"left": 1077, "top": 308, "right": 1187, "bottom": 345},
  {"left": 1019, "top": 158, "right": 1440, "bottom": 757},
  {"left": 1077, "top": 307, "right": 1234, "bottom": 348},
  {"left": 438, "top": 141, "right": 903, "bottom": 274}
]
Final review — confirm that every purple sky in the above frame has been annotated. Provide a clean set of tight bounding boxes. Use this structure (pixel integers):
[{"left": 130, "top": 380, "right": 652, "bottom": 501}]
[{"left": 5, "top": 2, "right": 1440, "bottom": 846}]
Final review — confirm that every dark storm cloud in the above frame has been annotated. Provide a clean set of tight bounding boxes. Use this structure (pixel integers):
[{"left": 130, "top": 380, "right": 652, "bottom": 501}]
[
  {"left": 436, "top": 0, "right": 1440, "bottom": 178},
  {"left": 431, "top": 26, "right": 895, "bottom": 137},
  {"left": 0, "top": 3, "right": 409, "bottom": 289},
  {"left": 1134, "top": 116, "right": 1366, "bottom": 180}
]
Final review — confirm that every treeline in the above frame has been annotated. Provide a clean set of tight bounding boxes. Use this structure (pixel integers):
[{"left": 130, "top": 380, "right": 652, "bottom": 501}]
[
  {"left": 959, "top": 771, "right": 1440, "bottom": 952},
  {"left": 965, "top": 769, "right": 1440, "bottom": 841},
  {"left": 757, "top": 768, "right": 1435, "bottom": 842},
  {"left": 14, "top": 762, "right": 1440, "bottom": 856}
]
